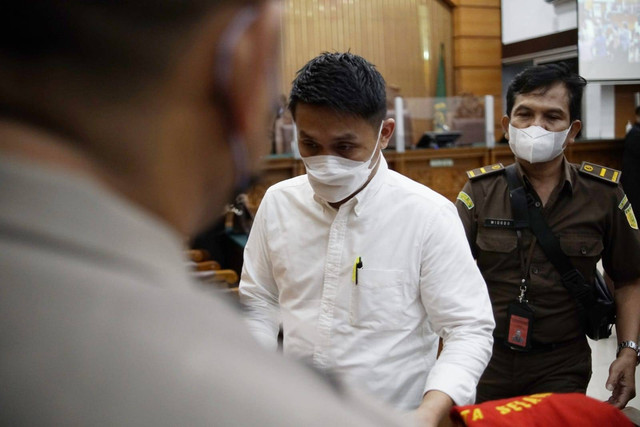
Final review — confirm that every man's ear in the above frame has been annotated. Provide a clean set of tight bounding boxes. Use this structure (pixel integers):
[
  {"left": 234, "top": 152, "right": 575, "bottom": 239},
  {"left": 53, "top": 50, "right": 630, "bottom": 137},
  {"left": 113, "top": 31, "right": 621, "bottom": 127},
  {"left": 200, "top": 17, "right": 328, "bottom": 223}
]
[
  {"left": 226, "top": 2, "right": 282, "bottom": 137},
  {"left": 501, "top": 115, "right": 510, "bottom": 140},
  {"left": 379, "top": 118, "right": 395, "bottom": 149},
  {"left": 566, "top": 120, "right": 581, "bottom": 145}
]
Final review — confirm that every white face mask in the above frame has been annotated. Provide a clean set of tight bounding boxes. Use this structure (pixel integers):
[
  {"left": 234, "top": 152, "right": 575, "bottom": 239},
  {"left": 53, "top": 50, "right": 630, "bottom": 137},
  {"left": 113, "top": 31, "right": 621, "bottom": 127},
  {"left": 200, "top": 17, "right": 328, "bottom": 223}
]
[
  {"left": 508, "top": 123, "right": 571, "bottom": 164},
  {"left": 302, "top": 122, "right": 384, "bottom": 203}
]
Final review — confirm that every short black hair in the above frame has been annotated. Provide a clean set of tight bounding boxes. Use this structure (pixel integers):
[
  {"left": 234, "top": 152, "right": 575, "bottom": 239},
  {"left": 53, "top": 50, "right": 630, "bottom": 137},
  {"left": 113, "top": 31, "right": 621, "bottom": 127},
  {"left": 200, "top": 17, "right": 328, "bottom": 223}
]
[
  {"left": 289, "top": 52, "right": 387, "bottom": 128},
  {"left": 506, "top": 63, "right": 587, "bottom": 122}
]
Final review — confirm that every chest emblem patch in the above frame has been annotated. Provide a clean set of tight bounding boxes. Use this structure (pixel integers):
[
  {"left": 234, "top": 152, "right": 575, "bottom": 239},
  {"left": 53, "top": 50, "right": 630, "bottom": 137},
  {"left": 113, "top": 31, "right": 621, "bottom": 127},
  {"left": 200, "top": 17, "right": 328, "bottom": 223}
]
[
  {"left": 625, "top": 204, "right": 638, "bottom": 230},
  {"left": 618, "top": 195, "right": 628, "bottom": 211},
  {"left": 457, "top": 191, "right": 474, "bottom": 210}
]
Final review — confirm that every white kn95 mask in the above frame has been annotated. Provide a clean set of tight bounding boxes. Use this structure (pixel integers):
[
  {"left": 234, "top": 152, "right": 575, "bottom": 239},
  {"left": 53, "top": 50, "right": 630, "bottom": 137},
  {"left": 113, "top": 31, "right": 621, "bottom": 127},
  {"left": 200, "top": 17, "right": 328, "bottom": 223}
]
[
  {"left": 302, "top": 122, "right": 384, "bottom": 203},
  {"left": 508, "top": 124, "right": 571, "bottom": 164}
]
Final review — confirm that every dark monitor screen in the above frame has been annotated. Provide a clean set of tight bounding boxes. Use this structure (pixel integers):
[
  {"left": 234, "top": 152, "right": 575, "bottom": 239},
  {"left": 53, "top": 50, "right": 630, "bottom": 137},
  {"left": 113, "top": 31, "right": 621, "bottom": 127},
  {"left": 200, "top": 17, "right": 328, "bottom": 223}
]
[{"left": 416, "top": 131, "right": 462, "bottom": 148}]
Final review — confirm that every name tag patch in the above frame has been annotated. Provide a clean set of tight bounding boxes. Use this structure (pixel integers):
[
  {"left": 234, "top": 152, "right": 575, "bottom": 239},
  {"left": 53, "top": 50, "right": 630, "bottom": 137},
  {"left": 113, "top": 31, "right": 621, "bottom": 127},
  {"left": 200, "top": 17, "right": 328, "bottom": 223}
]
[{"left": 484, "top": 218, "right": 515, "bottom": 229}]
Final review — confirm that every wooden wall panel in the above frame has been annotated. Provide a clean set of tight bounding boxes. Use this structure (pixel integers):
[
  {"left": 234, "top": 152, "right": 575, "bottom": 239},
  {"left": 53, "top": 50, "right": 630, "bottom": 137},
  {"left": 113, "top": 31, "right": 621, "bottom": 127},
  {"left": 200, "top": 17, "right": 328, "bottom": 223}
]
[
  {"left": 429, "top": 0, "right": 455, "bottom": 97},
  {"left": 453, "top": 7, "right": 500, "bottom": 38},
  {"left": 452, "top": 0, "right": 500, "bottom": 6},
  {"left": 454, "top": 68, "right": 502, "bottom": 95},
  {"left": 493, "top": 101, "right": 506, "bottom": 137},
  {"left": 454, "top": 38, "right": 501, "bottom": 67},
  {"left": 280, "top": 0, "right": 453, "bottom": 99},
  {"left": 279, "top": 1, "right": 502, "bottom": 139},
  {"left": 452, "top": 1, "right": 501, "bottom": 142}
]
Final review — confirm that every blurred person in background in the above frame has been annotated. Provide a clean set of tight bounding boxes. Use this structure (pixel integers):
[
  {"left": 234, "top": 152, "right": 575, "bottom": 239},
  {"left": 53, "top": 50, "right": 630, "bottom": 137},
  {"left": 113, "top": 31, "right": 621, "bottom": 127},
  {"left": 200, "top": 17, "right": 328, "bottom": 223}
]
[{"left": 622, "top": 105, "right": 640, "bottom": 209}]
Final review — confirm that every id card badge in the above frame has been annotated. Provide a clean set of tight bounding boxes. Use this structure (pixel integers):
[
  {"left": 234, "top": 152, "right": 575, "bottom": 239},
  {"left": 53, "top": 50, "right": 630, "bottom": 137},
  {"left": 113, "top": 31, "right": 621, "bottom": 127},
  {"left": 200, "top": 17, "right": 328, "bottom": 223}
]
[{"left": 505, "top": 302, "right": 534, "bottom": 351}]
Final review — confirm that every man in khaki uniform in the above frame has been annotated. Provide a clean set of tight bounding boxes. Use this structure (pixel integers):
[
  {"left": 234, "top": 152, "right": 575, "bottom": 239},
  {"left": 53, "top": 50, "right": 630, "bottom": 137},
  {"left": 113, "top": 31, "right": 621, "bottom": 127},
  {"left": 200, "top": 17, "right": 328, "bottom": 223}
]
[{"left": 455, "top": 63, "right": 640, "bottom": 408}]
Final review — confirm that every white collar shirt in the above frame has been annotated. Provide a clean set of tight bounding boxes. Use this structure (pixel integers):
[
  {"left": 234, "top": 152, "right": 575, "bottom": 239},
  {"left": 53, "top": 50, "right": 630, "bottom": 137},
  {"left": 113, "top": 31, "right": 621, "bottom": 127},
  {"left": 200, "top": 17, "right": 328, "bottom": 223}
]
[{"left": 240, "top": 155, "right": 495, "bottom": 409}]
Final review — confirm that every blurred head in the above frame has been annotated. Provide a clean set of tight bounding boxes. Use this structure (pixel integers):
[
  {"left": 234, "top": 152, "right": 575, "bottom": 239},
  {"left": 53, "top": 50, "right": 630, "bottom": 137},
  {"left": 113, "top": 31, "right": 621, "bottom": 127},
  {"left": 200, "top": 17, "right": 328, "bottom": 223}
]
[
  {"left": 0, "top": 0, "right": 282, "bottom": 236},
  {"left": 289, "top": 52, "right": 388, "bottom": 129}
]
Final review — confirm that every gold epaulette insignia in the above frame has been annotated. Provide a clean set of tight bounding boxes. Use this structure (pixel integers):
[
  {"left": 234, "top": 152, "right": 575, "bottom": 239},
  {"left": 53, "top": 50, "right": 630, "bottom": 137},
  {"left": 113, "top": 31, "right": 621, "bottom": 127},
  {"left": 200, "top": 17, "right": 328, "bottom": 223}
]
[
  {"left": 466, "top": 163, "right": 505, "bottom": 180},
  {"left": 579, "top": 161, "right": 621, "bottom": 185}
]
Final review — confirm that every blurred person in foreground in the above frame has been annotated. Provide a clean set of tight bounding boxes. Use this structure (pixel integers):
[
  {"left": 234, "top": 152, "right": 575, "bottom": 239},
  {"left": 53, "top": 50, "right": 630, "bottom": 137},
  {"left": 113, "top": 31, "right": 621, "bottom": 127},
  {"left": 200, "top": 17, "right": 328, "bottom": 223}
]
[
  {"left": 622, "top": 105, "right": 640, "bottom": 210},
  {"left": 455, "top": 63, "right": 640, "bottom": 408},
  {"left": 239, "top": 52, "right": 495, "bottom": 427},
  {"left": 0, "top": 2, "right": 408, "bottom": 426}
]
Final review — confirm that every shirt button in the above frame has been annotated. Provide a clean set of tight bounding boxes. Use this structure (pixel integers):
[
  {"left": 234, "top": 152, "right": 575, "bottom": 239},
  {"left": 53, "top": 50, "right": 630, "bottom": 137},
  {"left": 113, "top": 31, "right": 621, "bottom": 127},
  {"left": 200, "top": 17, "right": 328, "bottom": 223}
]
[
  {"left": 535, "top": 201, "right": 541, "bottom": 208},
  {"left": 580, "top": 247, "right": 588, "bottom": 255},
  {"left": 531, "top": 266, "right": 539, "bottom": 274}
]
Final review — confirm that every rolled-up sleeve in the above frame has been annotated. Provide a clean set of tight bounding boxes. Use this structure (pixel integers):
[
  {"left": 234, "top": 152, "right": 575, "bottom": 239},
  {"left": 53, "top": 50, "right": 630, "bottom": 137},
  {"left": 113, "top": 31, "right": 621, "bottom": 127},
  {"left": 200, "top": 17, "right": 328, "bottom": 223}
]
[
  {"left": 420, "top": 202, "right": 495, "bottom": 405},
  {"left": 238, "top": 194, "right": 281, "bottom": 351}
]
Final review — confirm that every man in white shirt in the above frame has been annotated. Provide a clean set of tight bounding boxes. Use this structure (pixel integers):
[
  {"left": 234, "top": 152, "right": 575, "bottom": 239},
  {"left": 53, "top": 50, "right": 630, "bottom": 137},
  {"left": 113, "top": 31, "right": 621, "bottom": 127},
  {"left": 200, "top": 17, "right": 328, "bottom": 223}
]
[
  {"left": 0, "top": 3, "right": 406, "bottom": 426},
  {"left": 240, "top": 52, "right": 496, "bottom": 426}
]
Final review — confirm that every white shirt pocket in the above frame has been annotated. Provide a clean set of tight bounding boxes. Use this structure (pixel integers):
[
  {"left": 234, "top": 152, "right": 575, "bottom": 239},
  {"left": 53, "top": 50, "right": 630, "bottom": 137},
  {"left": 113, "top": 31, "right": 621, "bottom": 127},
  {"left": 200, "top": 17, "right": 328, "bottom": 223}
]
[{"left": 350, "top": 269, "right": 408, "bottom": 331}]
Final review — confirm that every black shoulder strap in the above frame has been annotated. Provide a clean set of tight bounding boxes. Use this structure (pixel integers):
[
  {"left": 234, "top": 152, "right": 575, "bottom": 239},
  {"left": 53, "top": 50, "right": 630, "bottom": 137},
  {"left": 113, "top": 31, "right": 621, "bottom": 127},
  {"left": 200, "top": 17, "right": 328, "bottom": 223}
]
[
  {"left": 504, "top": 164, "right": 594, "bottom": 306},
  {"left": 504, "top": 164, "right": 529, "bottom": 230}
]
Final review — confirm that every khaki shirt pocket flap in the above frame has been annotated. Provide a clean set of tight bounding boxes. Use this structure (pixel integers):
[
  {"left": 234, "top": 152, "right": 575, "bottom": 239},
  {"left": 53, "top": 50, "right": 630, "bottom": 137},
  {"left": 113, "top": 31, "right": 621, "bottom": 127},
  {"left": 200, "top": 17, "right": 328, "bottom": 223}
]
[
  {"left": 559, "top": 235, "right": 603, "bottom": 257},
  {"left": 476, "top": 232, "right": 517, "bottom": 253}
]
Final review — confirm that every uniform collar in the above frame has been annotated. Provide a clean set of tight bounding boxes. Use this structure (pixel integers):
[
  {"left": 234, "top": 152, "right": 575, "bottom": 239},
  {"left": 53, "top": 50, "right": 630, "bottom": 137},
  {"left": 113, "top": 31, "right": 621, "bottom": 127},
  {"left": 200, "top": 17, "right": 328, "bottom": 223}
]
[
  {"left": 563, "top": 156, "right": 578, "bottom": 194},
  {"left": 516, "top": 155, "right": 574, "bottom": 196}
]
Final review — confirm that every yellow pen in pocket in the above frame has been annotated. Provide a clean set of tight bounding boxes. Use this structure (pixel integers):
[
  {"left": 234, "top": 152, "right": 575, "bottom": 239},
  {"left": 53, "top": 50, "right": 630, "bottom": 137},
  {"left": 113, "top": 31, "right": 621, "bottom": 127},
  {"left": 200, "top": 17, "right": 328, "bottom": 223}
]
[{"left": 352, "top": 256, "right": 363, "bottom": 285}]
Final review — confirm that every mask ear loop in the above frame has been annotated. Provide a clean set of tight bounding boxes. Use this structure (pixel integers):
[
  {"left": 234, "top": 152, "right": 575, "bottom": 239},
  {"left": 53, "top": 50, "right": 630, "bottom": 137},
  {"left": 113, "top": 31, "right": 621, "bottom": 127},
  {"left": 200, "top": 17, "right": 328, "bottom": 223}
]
[
  {"left": 213, "top": 7, "right": 260, "bottom": 192},
  {"left": 367, "top": 121, "right": 385, "bottom": 170}
]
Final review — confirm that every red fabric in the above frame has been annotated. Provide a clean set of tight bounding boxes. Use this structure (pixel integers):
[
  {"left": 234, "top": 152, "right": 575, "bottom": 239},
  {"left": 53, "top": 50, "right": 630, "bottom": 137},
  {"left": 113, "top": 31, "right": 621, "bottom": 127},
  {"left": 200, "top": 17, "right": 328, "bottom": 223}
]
[{"left": 450, "top": 393, "right": 633, "bottom": 427}]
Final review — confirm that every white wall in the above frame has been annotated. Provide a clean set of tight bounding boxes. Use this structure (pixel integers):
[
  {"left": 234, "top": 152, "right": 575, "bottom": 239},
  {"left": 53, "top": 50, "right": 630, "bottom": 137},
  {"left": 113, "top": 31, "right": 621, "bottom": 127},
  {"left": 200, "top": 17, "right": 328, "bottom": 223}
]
[
  {"left": 583, "top": 83, "right": 616, "bottom": 139},
  {"left": 502, "top": 0, "right": 577, "bottom": 45}
]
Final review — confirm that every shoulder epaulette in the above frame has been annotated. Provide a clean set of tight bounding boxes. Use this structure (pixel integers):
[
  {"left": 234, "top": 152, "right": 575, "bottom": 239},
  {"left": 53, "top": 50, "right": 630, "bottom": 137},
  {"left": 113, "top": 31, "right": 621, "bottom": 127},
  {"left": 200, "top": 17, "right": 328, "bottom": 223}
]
[
  {"left": 466, "top": 163, "right": 505, "bottom": 180},
  {"left": 578, "top": 161, "right": 621, "bottom": 185}
]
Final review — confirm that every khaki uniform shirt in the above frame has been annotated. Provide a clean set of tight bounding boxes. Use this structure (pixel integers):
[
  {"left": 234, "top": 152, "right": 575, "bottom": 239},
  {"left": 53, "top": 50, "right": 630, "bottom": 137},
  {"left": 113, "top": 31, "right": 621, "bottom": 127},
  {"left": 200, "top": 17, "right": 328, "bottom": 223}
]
[{"left": 455, "top": 158, "right": 640, "bottom": 343}]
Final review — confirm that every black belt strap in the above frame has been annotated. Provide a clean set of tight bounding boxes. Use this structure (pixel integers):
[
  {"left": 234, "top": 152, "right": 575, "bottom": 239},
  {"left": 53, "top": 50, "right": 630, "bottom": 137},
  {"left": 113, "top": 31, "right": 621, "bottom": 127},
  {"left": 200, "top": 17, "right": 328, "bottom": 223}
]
[{"left": 505, "top": 165, "right": 595, "bottom": 310}]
